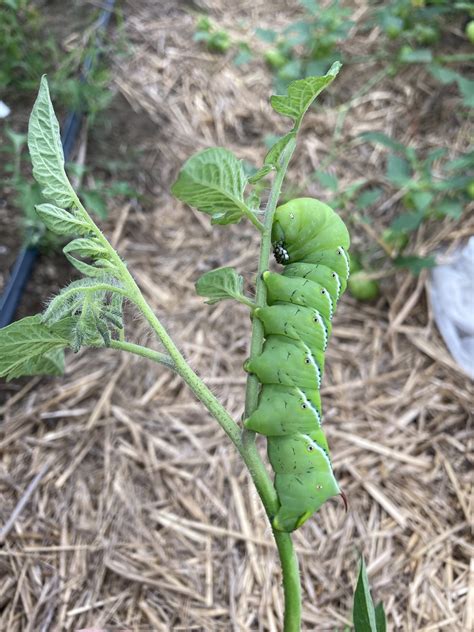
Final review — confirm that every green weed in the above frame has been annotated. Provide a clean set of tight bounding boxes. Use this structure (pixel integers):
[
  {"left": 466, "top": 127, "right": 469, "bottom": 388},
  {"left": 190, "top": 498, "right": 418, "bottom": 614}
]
[{"left": 257, "top": 0, "right": 353, "bottom": 90}]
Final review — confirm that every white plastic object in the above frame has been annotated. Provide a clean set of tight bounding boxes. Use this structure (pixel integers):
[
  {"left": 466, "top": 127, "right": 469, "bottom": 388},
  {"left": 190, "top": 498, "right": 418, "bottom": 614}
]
[
  {"left": 0, "top": 101, "right": 11, "bottom": 118},
  {"left": 429, "top": 237, "right": 474, "bottom": 380}
]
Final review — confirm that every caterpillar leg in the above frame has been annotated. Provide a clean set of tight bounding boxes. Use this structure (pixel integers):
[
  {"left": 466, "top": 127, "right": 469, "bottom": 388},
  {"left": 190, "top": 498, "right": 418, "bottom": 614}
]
[{"left": 273, "top": 508, "right": 312, "bottom": 533}]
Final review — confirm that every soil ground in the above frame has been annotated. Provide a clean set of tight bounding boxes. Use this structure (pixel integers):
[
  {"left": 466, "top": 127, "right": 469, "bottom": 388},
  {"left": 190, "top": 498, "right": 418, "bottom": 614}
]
[{"left": 0, "top": 1, "right": 473, "bottom": 630}]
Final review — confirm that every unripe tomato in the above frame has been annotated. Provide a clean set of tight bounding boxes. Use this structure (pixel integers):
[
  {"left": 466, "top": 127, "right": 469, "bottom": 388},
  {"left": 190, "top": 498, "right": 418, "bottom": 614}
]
[
  {"left": 467, "top": 181, "right": 474, "bottom": 199},
  {"left": 348, "top": 271, "right": 380, "bottom": 301},
  {"left": 414, "top": 25, "right": 439, "bottom": 45},
  {"left": 208, "top": 31, "right": 231, "bottom": 53},
  {"left": 466, "top": 21, "right": 474, "bottom": 45},
  {"left": 264, "top": 49, "right": 287, "bottom": 70}
]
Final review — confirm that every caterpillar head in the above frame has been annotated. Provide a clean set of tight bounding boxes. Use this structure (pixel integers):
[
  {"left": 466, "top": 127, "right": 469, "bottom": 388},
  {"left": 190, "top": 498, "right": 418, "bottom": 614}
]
[{"left": 273, "top": 241, "right": 290, "bottom": 264}]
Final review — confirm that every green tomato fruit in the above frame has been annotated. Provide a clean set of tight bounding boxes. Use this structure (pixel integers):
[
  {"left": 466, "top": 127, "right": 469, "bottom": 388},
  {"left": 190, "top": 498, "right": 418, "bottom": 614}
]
[
  {"left": 386, "top": 24, "right": 402, "bottom": 39},
  {"left": 208, "top": 31, "right": 231, "bottom": 53},
  {"left": 467, "top": 21, "right": 474, "bottom": 45},
  {"left": 348, "top": 271, "right": 380, "bottom": 301},
  {"left": 467, "top": 181, "right": 474, "bottom": 199},
  {"left": 414, "top": 25, "right": 439, "bottom": 45},
  {"left": 196, "top": 16, "right": 212, "bottom": 33},
  {"left": 264, "top": 49, "right": 287, "bottom": 69}
]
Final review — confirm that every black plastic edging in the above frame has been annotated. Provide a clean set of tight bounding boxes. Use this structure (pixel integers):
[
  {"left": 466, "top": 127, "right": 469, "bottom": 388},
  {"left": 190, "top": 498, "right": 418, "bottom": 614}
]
[{"left": 0, "top": 0, "right": 116, "bottom": 329}]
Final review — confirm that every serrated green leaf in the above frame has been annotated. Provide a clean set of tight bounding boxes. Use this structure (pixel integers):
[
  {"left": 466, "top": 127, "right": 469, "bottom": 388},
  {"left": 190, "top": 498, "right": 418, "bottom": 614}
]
[
  {"left": 360, "top": 132, "right": 407, "bottom": 155},
  {"left": 255, "top": 27, "right": 277, "bottom": 43},
  {"left": 0, "top": 315, "right": 71, "bottom": 380},
  {"left": 394, "top": 254, "right": 436, "bottom": 274},
  {"left": 248, "top": 165, "right": 273, "bottom": 184},
  {"left": 386, "top": 155, "right": 412, "bottom": 186},
  {"left": 355, "top": 188, "right": 383, "bottom": 209},
  {"left": 353, "top": 557, "right": 377, "bottom": 632},
  {"left": 270, "top": 61, "right": 341, "bottom": 128},
  {"left": 36, "top": 203, "right": 90, "bottom": 236},
  {"left": 277, "top": 59, "right": 304, "bottom": 81},
  {"left": 390, "top": 211, "right": 424, "bottom": 233},
  {"left": 195, "top": 267, "right": 245, "bottom": 304},
  {"left": 457, "top": 76, "right": 474, "bottom": 108},
  {"left": 411, "top": 191, "right": 433, "bottom": 212},
  {"left": 430, "top": 64, "right": 474, "bottom": 107},
  {"left": 28, "top": 76, "right": 74, "bottom": 208},
  {"left": 233, "top": 45, "right": 253, "bottom": 67},
  {"left": 375, "top": 602, "right": 387, "bottom": 632},
  {"left": 210, "top": 209, "right": 245, "bottom": 225},
  {"left": 63, "top": 237, "right": 108, "bottom": 260},
  {"left": 429, "top": 64, "right": 459, "bottom": 85},
  {"left": 435, "top": 199, "right": 463, "bottom": 219},
  {"left": 433, "top": 175, "right": 471, "bottom": 192},
  {"left": 171, "top": 148, "right": 249, "bottom": 224},
  {"left": 264, "top": 132, "right": 297, "bottom": 168},
  {"left": 314, "top": 170, "right": 339, "bottom": 191},
  {"left": 445, "top": 151, "right": 474, "bottom": 172},
  {"left": 64, "top": 254, "right": 117, "bottom": 278},
  {"left": 424, "top": 148, "right": 447, "bottom": 168}
]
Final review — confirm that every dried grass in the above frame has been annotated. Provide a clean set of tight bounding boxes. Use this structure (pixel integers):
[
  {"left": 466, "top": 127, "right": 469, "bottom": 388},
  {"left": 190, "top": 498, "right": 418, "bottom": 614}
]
[{"left": 1, "top": 0, "right": 472, "bottom": 630}]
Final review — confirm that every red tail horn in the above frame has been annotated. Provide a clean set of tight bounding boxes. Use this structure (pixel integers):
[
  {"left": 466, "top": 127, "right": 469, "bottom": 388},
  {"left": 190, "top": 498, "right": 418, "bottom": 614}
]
[{"left": 340, "top": 490, "right": 348, "bottom": 513}]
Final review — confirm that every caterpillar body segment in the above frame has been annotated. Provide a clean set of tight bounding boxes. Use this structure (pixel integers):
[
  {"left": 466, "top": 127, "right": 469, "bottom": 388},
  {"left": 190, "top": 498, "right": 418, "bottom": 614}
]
[
  {"left": 244, "top": 198, "right": 350, "bottom": 532},
  {"left": 263, "top": 272, "right": 334, "bottom": 322},
  {"left": 283, "top": 263, "right": 346, "bottom": 300},
  {"left": 271, "top": 198, "right": 350, "bottom": 260},
  {"left": 273, "top": 467, "right": 341, "bottom": 531},
  {"left": 268, "top": 433, "right": 339, "bottom": 532},
  {"left": 267, "top": 432, "right": 331, "bottom": 474},
  {"left": 254, "top": 305, "right": 330, "bottom": 355},
  {"left": 244, "top": 385, "right": 321, "bottom": 435},
  {"left": 245, "top": 335, "right": 323, "bottom": 391},
  {"left": 276, "top": 245, "right": 351, "bottom": 279}
]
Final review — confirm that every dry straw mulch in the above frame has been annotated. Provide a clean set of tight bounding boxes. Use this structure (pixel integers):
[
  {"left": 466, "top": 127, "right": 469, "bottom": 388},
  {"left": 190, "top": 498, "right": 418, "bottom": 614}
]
[{"left": 1, "top": 0, "right": 473, "bottom": 630}]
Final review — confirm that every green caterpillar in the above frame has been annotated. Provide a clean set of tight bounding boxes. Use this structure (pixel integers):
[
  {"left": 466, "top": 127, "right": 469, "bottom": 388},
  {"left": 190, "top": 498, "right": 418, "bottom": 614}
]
[{"left": 244, "top": 198, "right": 350, "bottom": 532}]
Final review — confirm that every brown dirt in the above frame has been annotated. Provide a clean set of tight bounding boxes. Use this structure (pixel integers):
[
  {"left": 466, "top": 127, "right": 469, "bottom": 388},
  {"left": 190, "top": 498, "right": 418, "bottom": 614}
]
[{"left": 1, "top": 1, "right": 473, "bottom": 631}]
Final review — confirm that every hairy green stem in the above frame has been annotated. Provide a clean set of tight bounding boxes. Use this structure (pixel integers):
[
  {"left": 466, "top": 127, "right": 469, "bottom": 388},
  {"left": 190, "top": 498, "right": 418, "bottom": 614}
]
[
  {"left": 243, "top": 136, "right": 301, "bottom": 632},
  {"left": 238, "top": 202, "right": 265, "bottom": 232},
  {"left": 109, "top": 340, "right": 175, "bottom": 370}
]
